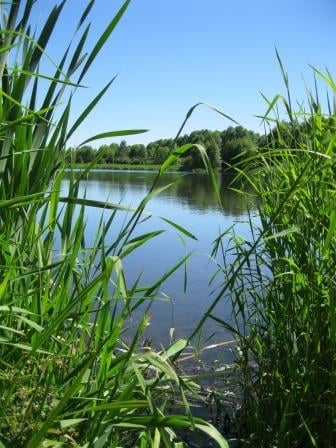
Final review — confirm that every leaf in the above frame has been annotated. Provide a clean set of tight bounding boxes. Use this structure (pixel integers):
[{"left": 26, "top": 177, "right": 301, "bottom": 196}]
[
  {"left": 29, "top": 1, "right": 66, "bottom": 74},
  {"left": 263, "top": 226, "right": 299, "bottom": 241},
  {"left": 174, "top": 102, "right": 238, "bottom": 142},
  {"left": 66, "top": 77, "right": 117, "bottom": 141},
  {"left": 111, "top": 416, "right": 229, "bottom": 447},
  {"left": 159, "top": 144, "right": 195, "bottom": 174},
  {"left": 78, "top": 129, "right": 148, "bottom": 147},
  {"left": 85, "top": 400, "right": 148, "bottom": 412},
  {"left": 142, "top": 253, "right": 192, "bottom": 297},
  {"left": 311, "top": 65, "right": 336, "bottom": 92},
  {"left": 0, "top": 338, "right": 50, "bottom": 354},
  {"left": 135, "top": 351, "right": 179, "bottom": 382},
  {"left": 60, "top": 418, "right": 87, "bottom": 429},
  {"left": 194, "top": 421, "right": 229, "bottom": 448},
  {"left": 78, "top": 0, "right": 132, "bottom": 83},
  {"left": 19, "top": 315, "right": 43, "bottom": 332},
  {"left": 161, "top": 339, "right": 187, "bottom": 360},
  {"left": 259, "top": 92, "right": 282, "bottom": 121},
  {"left": 58, "top": 196, "right": 135, "bottom": 212},
  {"left": 0, "top": 192, "right": 46, "bottom": 211},
  {"left": 120, "top": 231, "right": 165, "bottom": 259},
  {"left": 0, "top": 325, "right": 24, "bottom": 335},
  {"left": 160, "top": 217, "right": 198, "bottom": 241},
  {"left": 323, "top": 209, "right": 336, "bottom": 256},
  {"left": 76, "top": 0, "right": 95, "bottom": 32},
  {"left": 0, "top": 306, "right": 35, "bottom": 315}
]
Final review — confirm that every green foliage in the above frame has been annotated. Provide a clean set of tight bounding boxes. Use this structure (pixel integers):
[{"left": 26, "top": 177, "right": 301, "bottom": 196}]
[
  {"left": 129, "top": 143, "right": 147, "bottom": 164},
  {"left": 0, "top": 1, "right": 228, "bottom": 447},
  {"left": 179, "top": 130, "right": 221, "bottom": 170},
  {"left": 221, "top": 126, "right": 258, "bottom": 166},
  {"left": 75, "top": 145, "right": 96, "bottom": 163},
  {"left": 203, "top": 66, "right": 336, "bottom": 446},
  {"left": 152, "top": 145, "right": 170, "bottom": 164},
  {"left": 67, "top": 127, "right": 262, "bottom": 171}
]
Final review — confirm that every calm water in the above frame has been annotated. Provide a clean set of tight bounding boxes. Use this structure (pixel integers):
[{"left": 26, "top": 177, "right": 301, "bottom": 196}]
[{"left": 63, "top": 170, "right": 257, "bottom": 348}]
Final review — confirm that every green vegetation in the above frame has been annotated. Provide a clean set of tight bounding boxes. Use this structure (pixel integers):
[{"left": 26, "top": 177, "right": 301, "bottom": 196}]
[
  {"left": 0, "top": 1, "right": 228, "bottom": 447},
  {"left": 1, "top": 0, "right": 335, "bottom": 446},
  {"left": 69, "top": 163, "right": 164, "bottom": 171},
  {"left": 196, "top": 62, "right": 336, "bottom": 446},
  {"left": 66, "top": 127, "right": 260, "bottom": 172}
]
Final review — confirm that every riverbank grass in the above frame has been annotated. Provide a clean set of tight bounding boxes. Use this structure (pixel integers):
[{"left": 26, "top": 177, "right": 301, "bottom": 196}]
[
  {"left": 0, "top": 1, "right": 228, "bottom": 447},
  {"left": 205, "top": 64, "right": 336, "bottom": 446}
]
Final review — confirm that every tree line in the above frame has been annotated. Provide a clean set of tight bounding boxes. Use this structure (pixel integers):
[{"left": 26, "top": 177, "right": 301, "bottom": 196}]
[{"left": 66, "top": 125, "right": 281, "bottom": 170}]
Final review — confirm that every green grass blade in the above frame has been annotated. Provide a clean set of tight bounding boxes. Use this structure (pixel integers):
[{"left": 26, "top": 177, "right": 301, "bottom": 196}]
[
  {"left": 78, "top": 0, "right": 132, "bottom": 83},
  {"left": 78, "top": 128, "right": 149, "bottom": 147}
]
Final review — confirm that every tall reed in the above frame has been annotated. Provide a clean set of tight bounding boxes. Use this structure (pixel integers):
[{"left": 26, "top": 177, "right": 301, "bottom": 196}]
[
  {"left": 0, "top": 1, "right": 228, "bottom": 446},
  {"left": 202, "top": 62, "right": 336, "bottom": 446}
]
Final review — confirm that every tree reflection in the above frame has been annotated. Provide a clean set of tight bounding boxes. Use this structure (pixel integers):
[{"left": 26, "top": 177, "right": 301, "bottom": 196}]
[{"left": 65, "top": 169, "right": 256, "bottom": 216}]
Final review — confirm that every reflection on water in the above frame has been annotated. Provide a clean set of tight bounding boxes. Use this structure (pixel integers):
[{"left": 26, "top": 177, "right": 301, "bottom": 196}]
[
  {"left": 67, "top": 169, "right": 254, "bottom": 217},
  {"left": 63, "top": 169, "right": 257, "bottom": 346}
]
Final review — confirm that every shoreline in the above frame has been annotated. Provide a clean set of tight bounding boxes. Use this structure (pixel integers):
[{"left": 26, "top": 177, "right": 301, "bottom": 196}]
[{"left": 67, "top": 163, "right": 221, "bottom": 174}]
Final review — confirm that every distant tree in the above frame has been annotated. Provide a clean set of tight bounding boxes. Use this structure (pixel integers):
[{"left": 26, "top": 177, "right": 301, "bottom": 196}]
[
  {"left": 176, "top": 134, "right": 189, "bottom": 147},
  {"left": 116, "top": 140, "right": 130, "bottom": 163},
  {"left": 257, "top": 133, "right": 269, "bottom": 149},
  {"left": 67, "top": 126, "right": 264, "bottom": 170},
  {"left": 146, "top": 142, "right": 157, "bottom": 162},
  {"left": 97, "top": 144, "right": 109, "bottom": 163},
  {"left": 221, "top": 126, "right": 257, "bottom": 166},
  {"left": 153, "top": 145, "right": 170, "bottom": 164},
  {"left": 97, "top": 143, "right": 119, "bottom": 163},
  {"left": 222, "top": 137, "right": 257, "bottom": 166},
  {"left": 206, "top": 131, "right": 222, "bottom": 168},
  {"left": 207, "top": 145, "right": 221, "bottom": 168},
  {"left": 183, "top": 130, "right": 205, "bottom": 169},
  {"left": 129, "top": 144, "right": 147, "bottom": 163},
  {"left": 179, "top": 155, "right": 194, "bottom": 171},
  {"left": 180, "top": 130, "right": 221, "bottom": 170},
  {"left": 75, "top": 145, "right": 95, "bottom": 163},
  {"left": 162, "top": 138, "right": 174, "bottom": 147},
  {"left": 147, "top": 139, "right": 173, "bottom": 164},
  {"left": 108, "top": 143, "right": 119, "bottom": 163}
]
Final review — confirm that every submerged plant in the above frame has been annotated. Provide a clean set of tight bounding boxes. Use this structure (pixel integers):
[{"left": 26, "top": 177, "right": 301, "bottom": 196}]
[{"left": 0, "top": 1, "right": 229, "bottom": 446}]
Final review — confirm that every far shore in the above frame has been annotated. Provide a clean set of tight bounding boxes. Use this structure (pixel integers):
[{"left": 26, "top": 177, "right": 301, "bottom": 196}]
[{"left": 66, "top": 163, "right": 213, "bottom": 173}]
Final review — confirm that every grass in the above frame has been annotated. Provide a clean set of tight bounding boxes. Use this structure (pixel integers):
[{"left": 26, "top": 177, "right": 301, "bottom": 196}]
[
  {"left": 197, "top": 61, "right": 336, "bottom": 446},
  {"left": 0, "top": 1, "right": 228, "bottom": 447},
  {"left": 3, "top": 0, "right": 334, "bottom": 446}
]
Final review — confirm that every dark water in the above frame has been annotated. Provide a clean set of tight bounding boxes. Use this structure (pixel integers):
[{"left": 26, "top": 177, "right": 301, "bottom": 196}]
[{"left": 62, "top": 170, "right": 257, "bottom": 350}]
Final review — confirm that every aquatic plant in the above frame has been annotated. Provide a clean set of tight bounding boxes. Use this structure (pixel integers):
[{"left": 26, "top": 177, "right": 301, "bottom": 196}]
[
  {"left": 0, "top": 1, "right": 228, "bottom": 446},
  {"left": 199, "top": 59, "right": 336, "bottom": 446}
]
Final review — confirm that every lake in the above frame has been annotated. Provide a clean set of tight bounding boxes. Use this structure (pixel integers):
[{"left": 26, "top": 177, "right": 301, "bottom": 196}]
[{"left": 63, "top": 169, "right": 257, "bottom": 354}]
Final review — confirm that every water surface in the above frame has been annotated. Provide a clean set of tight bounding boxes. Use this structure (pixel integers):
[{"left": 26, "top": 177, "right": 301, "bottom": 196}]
[{"left": 63, "top": 170, "right": 257, "bottom": 349}]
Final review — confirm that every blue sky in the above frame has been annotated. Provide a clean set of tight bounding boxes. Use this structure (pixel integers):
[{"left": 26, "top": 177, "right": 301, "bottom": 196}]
[{"left": 41, "top": 0, "right": 335, "bottom": 146}]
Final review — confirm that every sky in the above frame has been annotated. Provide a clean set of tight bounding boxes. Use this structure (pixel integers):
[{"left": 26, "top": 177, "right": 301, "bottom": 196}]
[{"left": 37, "top": 0, "right": 336, "bottom": 147}]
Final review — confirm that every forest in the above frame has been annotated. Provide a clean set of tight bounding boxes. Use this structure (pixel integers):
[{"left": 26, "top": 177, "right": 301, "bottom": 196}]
[
  {"left": 67, "top": 120, "right": 317, "bottom": 170},
  {"left": 67, "top": 125, "right": 263, "bottom": 170}
]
